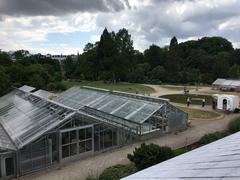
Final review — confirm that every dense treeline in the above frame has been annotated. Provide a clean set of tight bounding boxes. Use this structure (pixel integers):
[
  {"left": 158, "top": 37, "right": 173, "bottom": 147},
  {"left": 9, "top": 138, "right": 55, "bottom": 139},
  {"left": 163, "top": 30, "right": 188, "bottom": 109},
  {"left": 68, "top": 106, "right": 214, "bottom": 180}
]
[
  {"left": 1, "top": 28, "right": 240, "bottom": 96},
  {"left": 64, "top": 28, "right": 240, "bottom": 85},
  {"left": 0, "top": 50, "right": 63, "bottom": 96}
]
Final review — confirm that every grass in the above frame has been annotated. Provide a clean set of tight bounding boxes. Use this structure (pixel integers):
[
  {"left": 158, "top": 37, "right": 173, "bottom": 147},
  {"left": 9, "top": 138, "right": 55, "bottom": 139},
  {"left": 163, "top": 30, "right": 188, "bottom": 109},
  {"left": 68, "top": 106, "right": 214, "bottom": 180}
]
[
  {"left": 178, "top": 107, "right": 222, "bottom": 120},
  {"left": 62, "top": 80, "right": 155, "bottom": 94},
  {"left": 201, "top": 90, "right": 240, "bottom": 96},
  {"left": 160, "top": 85, "right": 197, "bottom": 91},
  {"left": 160, "top": 94, "right": 213, "bottom": 105}
]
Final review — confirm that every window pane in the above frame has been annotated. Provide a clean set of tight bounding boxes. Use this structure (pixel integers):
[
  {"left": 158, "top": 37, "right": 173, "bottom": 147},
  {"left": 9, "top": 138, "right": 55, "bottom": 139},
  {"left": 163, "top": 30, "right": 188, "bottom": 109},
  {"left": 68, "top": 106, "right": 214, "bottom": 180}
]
[
  {"left": 100, "top": 131, "right": 104, "bottom": 150},
  {"left": 86, "top": 128, "right": 92, "bottom": 139},
  {"left": 79, "top": 142, "right": 85, "bottom": 153},
  {"left": 86, "top": 140, "right": 92, "bottom": 151},
  {"left": 112, "top": 131, "right": 117, "bottom": 146},
  {"left": 60, "top": 121, "right": 73, "bottom": 129},
  {"left": 104, "top": 129, "right": 113, "bottom": 148},
  {"left": 94, "top": 133, "right": 100, "bottom": 152},
  {"left": 79, "top": 129, "right": 85, "bottom": 141},
  {"left": 70, "top": 130, "right": 77, "bottom": 143},
  {"left": 75, "top": 119, "right": 87, "bottom": 127},
  {"left": 62, "top": 145, "right": 69, "bottom": 158},
  {"left": 5, "top": 157, "right": 14, "bottom": 176},
  {"left": 62, "top": 132, "right": 69, "bottom": 145},
  {"left": 70, "top": 143, "right": 77, "bottom": 156}
]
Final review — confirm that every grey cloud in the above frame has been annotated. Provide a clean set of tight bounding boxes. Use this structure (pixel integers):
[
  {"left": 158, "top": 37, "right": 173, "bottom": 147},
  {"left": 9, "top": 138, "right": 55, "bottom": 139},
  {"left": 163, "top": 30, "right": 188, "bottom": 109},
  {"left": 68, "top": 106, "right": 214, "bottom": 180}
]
[
  {"left": 135, "top": 1, "right": 240, "bottom": 43},
  {"left": 0, "top": 0, "right": 130, "bottom": 16},
  {"left": 96, "top": 0, "right": 240, "bottom": 49}
]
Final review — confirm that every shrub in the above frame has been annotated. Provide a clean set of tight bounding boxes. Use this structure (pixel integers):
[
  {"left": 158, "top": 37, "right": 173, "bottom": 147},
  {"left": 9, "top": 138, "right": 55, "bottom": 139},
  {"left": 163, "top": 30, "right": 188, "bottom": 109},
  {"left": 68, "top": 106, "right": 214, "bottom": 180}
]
[
  {"left": 54, "top": 82, "right": 67, "bottom": 91},
  {"left": 228, "top": 117, "right": 240, "bottom": 133},
  {"left": 98, "top": 164, "right": 136, "bottom": 180},
  {"left": 198, "top": 132, "right": 227, "bottom": 145},
  {"left": 127, "top": 143, "right": 174, "bottom": 170},
  {"left": 47, "top": 82, "right": 67, "bottom": 91},
  {"left": 173, "top": 148, "right": 189, "bottom": 156},
  {"left": 150, "top": 79, "right": 162, "bottom": 85}
]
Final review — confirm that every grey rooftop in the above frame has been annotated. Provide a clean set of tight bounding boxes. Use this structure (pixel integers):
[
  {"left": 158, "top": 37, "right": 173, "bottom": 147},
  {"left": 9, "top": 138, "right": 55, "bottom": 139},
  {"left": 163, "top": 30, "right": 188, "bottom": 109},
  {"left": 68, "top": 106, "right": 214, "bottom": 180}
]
[{"left": 122, "top": 131, "right": 240, "bottom": 180}]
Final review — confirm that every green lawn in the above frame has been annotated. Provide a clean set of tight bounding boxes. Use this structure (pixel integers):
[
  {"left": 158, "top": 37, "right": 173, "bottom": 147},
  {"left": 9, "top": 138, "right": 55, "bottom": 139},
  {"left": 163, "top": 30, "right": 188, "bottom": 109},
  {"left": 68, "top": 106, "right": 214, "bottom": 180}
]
[
  {"left": 178, "top": 107, "right": 222, "bottom": 120},
  {"left": 62, "top": 80, "right": 155, "bottom": 94},
  {"left": 160, "top": 85, "right": 197, "bottom": 91},
  {"left": 160, "top": 94, "right": 213, "bottom": 105}
]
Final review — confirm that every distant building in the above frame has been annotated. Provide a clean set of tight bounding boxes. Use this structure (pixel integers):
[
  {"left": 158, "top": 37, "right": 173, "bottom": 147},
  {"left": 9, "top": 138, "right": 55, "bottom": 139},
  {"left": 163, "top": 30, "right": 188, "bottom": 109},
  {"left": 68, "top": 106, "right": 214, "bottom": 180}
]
[
  {"left": 213, "top": 94, "right": 239, "bottom": 111},
  {"left": 212, "top": 78, "right": 240, "bottom": 92},
  {"left": 51, "top": 54, "right": 67, "bottom": 61},
  {"left": 50, "top": 54, "right": 77, "bottom": 61}
]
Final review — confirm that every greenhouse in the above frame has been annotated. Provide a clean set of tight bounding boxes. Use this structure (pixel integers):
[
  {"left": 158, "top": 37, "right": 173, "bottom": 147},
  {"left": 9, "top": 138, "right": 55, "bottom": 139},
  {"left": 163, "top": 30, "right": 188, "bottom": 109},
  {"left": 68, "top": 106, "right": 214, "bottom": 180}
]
[
  {"left": 0, "top": 85, "right": 187, "bottom": 179},
  {"left": 212, "top": 78, "right": 240, "bottom": 91}
]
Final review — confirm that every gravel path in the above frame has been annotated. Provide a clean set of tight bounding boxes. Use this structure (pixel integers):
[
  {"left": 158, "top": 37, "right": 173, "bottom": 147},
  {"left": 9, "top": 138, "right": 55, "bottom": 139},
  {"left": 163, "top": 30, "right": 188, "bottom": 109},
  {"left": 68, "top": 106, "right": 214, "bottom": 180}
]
[{"left": 143, "top": 84, "right": 213, "bottom": 97}]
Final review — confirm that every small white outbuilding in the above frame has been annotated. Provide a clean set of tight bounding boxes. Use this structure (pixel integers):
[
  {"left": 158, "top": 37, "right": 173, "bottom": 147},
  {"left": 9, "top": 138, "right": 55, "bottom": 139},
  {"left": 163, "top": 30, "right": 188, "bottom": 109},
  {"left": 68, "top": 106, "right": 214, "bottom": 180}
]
[{"left": 213, "top": 94, "right": 239, "bottom": 111}]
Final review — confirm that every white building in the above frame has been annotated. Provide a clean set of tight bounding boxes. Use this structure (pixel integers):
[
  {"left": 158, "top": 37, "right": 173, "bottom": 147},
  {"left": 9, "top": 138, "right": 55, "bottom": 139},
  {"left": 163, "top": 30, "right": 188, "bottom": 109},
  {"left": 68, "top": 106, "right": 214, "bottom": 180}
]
[
  {"left": 213, "top": 94, "right": 239, "bottom": 111},
  {"left": 212, "top": 78, "right": 240, "bottom": 92},
  {"left": 50, "top": 54, "right": 77, "bottom": 61}
]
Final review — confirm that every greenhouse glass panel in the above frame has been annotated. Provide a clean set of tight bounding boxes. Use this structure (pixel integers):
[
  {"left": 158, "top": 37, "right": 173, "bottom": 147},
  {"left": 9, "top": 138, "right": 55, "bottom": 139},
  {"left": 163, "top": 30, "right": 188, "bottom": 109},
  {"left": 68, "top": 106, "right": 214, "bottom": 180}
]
[
  {"left": 33, "top": 89, "right": 53, "bottom": 99},
  {"left": 0, "top": 91, "right": 75, "bottom": 149},
  {"left": 18, "top": 85, "right": 36, "bottom": 93},
  {"left": 55, "top": 87, "right": 164, "bottom": 125}
]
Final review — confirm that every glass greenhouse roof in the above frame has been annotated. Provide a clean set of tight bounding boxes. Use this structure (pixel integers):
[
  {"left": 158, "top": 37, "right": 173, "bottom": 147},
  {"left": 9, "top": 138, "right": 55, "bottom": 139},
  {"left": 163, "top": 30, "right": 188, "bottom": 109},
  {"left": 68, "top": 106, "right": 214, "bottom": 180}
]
[
  {"left": 0, "top": 124, "right": 15, "bottom": 150},
  {"left": 213, "top": 78, "right": 240, "bottom": 87},
  {"left": 0, "top": 85, "right": 168, "bottom": 150},
  {"left": 18, "top": 85, "right": 36, "bottom": 92},
  {"left": 55, "top": 87, "right": 163, "bottom": 124},
  {"left": 0, "top": 90, "right": 75, "bottom": 149},
  {"left": 33, "top": 89, "right": 54, "bottom": 99}
]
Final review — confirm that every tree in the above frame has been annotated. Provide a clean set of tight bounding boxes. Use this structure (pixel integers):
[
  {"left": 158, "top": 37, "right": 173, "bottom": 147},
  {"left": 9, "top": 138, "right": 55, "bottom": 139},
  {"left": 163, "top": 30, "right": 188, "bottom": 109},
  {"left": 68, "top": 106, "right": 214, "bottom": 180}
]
[
  {"left": 14, "top": 50, "right": 30, "bottom": 61},
  {"left": 115, "top": 28, "right": 135, "bottom": 80},
  {"left": 26, "top": 64, "right": 51, "bottom": 88},
  {"left": 228, "top": 65, "right": 240, "bottom": 79},
  {"left": 7, "top": 64, "right": 26, "bottom": 84},
  {"left": 97, "top": 28, "right": 118, "bottom": 81},
  {"left": 169, "top": 36, "right": 178, "bottom": 52},
  {"left": 63, "top": 56, "right": 76, "bottom": 79},
  {"left": 144, "top": 45, "right": 166, "bottom": 68},
  {"left": 0, "top": 66, "right": 11, "bottom": 96},
  {"left": 0, "top": 52, "right": 12, "bottom": 66},
  {"left": 212, "top": 52, "right": 230, "bottom": 78},
  {"left": 133, "top": 63, "right": 151, "bottom": 83},
  {"left": 199, "top": 37, "right": 233, "bottom": 55},
  {"left": 186, "top": 68, "right": 201, "bottom": 83},
  {"left": 128, "top": 143, "right": 174, "bottom": 170},
  {"left": 28, "top": 74, "right": 45, "bottom": 89},
  {"left": 149, "top": 66, "right": 166, "bottom": 82}
]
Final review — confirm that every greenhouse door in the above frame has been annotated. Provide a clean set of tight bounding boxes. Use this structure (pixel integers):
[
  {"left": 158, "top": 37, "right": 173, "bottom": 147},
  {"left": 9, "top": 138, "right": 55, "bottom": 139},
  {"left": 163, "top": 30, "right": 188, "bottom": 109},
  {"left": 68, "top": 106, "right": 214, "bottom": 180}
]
[
  {"left": 0, "top": 153, "right": 15, "bottom": 179},
  {"left": 60, "top": 125, "right": 94, "bottom": 162}
]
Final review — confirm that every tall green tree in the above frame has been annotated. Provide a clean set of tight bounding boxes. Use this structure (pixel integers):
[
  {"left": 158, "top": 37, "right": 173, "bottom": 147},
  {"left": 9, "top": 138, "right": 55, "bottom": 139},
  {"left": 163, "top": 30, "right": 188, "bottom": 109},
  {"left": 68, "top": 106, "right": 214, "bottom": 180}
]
[
  {"left": 144, "top": 45, "right": 166, "bottom": 68},
  {"left": 0, "top": 66, "right": 11, "bottom": 96}
]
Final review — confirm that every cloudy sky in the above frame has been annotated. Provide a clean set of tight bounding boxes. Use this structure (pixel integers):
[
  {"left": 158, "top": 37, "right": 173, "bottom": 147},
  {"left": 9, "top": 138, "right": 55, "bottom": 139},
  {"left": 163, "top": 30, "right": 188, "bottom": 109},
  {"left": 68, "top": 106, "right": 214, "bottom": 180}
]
[{"left": 0, "top": 0, "right": 240, "bottom": 54}]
